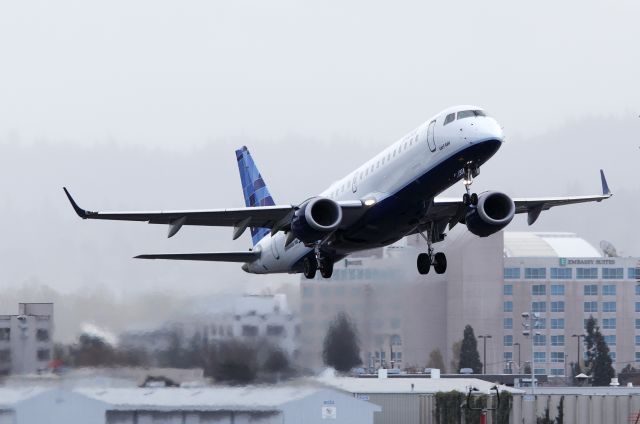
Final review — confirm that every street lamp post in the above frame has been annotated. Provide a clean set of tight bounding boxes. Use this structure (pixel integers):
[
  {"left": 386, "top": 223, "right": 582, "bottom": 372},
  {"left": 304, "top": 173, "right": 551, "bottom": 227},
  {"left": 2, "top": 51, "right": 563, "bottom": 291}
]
[
  {"left": 572, "top": 334, "right": 585, "bottom": 376},
  {"left": 478, "top": 335, "right": 493, "bottom": 374},
  {"left": 513, "top": 342, "right": 521, "bottom": 371},
  {"left": 522, "top": 312, "right": 542, "bottom": 395}
]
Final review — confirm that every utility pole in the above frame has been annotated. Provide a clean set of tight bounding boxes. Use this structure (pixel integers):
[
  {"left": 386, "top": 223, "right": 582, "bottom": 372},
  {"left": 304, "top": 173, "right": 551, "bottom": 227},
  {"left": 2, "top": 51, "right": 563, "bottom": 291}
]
[{"left": 478, "top": 335, "right": 492, "bottom": 374}]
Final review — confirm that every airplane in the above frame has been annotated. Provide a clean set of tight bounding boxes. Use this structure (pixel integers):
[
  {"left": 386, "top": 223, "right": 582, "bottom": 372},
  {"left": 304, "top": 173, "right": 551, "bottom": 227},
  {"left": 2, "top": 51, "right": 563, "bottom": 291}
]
[{"left": 63, "top": 105, "right": 612, "bottom": 279}]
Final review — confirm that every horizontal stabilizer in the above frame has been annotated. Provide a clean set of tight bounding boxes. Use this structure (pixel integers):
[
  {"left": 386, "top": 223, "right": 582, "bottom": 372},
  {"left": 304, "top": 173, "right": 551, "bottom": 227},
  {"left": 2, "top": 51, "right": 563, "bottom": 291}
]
[{"left": 134, "top": 251, "right": 259, "bottom": 262}]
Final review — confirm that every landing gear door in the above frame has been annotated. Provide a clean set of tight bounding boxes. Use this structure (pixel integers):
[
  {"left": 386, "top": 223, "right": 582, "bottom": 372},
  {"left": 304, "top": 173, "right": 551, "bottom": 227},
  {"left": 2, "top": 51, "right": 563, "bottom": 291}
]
[{"left": 426, "top": 120, "right": 436, "bottom": 152}]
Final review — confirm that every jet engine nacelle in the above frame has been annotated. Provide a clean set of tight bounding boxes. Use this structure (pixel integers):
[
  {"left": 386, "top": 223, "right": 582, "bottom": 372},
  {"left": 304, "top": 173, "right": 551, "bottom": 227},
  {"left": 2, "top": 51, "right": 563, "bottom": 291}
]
[
  {"left": 465, "top": 191, "right": 515, "bottom": 237},
  {"left": 291, "top": 197, "right": 343, "bottom": 243}
]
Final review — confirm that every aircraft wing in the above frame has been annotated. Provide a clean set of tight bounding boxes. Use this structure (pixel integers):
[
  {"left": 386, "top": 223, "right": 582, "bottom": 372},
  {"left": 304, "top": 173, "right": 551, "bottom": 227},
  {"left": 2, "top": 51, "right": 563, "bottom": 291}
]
[
  {"left": 135, "top": 251, "right": 260, "bottom": 262},
  {"left": 63, "top": 188, "right": 367, "bottom": 239},
  {"left": 428, "top": 170, "right": 612, "bottom": 229}
]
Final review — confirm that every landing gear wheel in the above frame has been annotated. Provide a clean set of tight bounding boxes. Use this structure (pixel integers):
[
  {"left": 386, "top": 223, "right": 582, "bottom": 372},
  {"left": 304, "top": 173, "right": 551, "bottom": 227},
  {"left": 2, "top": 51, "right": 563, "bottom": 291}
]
[
  {"left": 417, "top": 253, "right": 431, "bottom": 275},
  {"left": 433, "top": 252, "right": 447, "bottom": 274},
  {"left": 320, "top": 259, "right": 334, "bottom": 279},
  {"left": 463, "top": 193, "right": 471, "bottom": 205},
  {"left": 470, "top": 193, "right": 478, "bottom": 206},
  {"left": 303, "top": 257, "right": 317, "bottom": 279}
]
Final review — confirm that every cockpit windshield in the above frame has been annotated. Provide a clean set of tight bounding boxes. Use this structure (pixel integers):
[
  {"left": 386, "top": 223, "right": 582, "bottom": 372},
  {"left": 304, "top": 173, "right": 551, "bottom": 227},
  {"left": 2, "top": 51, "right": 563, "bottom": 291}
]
[{"left": 457, "top": 110, "right": 486, "bottom": 120}]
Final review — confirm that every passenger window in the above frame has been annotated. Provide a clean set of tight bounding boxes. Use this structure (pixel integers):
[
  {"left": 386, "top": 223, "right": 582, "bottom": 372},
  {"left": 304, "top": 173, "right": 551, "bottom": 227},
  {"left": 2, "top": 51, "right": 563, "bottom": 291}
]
[{"left": 444, "top": 113, "right": 455, "bottom": 125}]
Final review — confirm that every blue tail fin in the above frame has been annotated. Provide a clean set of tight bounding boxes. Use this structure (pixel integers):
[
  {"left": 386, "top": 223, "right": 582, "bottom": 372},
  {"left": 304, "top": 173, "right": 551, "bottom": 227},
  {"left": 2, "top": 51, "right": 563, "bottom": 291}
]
[{"left": 235, "top": 146, "right": 275, "bottom": 245}]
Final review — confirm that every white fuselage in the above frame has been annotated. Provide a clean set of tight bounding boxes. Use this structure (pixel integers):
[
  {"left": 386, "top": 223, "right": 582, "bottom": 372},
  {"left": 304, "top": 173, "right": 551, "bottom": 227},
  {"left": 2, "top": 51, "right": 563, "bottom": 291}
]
[{"left": 245, "top": 105, "right": 504, "bottom": 274}]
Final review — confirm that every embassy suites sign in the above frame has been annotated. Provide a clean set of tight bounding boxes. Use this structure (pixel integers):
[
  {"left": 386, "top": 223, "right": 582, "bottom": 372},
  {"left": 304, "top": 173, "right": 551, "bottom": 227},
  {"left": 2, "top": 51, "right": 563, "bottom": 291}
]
[{"left": 559, "top": 258, "right": 616, "bottom": 266}]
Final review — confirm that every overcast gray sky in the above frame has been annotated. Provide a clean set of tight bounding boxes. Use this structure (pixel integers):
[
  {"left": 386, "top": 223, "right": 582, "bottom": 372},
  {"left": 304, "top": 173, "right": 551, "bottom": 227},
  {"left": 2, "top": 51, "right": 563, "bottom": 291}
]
[{"left": 0, "top": 1, "right": 639, "bottom": 326}]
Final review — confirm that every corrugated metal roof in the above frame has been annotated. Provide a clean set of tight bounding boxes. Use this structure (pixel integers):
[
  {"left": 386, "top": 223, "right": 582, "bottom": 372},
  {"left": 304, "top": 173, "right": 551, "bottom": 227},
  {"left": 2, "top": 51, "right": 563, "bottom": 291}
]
[
  {"left": 316, "top": 375, "right": 523, "bottom": 395},
  {"left": 0, "top": 387, "right": 47, "bottom": 407},
  {"left": 504, "top": 232, "right": 601, "bottom": 258},
  {"left": 75, "top": 385, "right": 352, "bottom": 411}
]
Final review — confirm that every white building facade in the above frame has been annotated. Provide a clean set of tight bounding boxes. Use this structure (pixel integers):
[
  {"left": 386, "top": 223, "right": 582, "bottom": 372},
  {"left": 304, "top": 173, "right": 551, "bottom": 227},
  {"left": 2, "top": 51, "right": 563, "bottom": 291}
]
[
  {"left": 299, "top": 230, "right": 640, "bottom": 376},
  {"left": 0, "top": 303, "right": 54, "bottom": 375}
]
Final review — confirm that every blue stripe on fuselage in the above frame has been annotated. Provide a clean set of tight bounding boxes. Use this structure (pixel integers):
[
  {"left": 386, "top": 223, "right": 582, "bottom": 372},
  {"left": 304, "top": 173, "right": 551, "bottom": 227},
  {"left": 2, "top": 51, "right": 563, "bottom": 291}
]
[{"left": 290, "top": 138, "right": 502, "bottom": 271}]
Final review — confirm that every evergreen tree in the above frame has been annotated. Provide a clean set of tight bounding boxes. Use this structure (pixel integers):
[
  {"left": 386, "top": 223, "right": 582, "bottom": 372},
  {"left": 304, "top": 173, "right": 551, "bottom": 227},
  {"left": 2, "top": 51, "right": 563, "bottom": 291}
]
[
  {"left": 426, "top": 349, "right": 446, "bottom": 372},
  {"left": 322, "top": 312, "right": 362, "bottom": 372},
  {"left": 584, "top": 316, "right": 615, "bottom": 386},
  {"left": 458, "top": 325, "right": 482, "bottom": 374}
]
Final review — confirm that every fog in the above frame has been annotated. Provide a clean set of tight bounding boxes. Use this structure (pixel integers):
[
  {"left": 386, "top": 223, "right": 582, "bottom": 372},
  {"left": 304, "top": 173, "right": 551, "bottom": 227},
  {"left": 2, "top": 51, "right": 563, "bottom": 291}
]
[{"left": 0, "top": 0, "right": 638, "bottom": 340}]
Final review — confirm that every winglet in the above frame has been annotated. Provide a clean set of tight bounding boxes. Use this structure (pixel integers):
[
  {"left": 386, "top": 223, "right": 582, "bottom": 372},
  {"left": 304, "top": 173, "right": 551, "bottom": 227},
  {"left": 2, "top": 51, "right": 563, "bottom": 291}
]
[
  {"left": 600, "top": 170, "right": 611, "bottom": 196},
  {"left": 63, "top": 187, "right": 90, "bottom": 219}
]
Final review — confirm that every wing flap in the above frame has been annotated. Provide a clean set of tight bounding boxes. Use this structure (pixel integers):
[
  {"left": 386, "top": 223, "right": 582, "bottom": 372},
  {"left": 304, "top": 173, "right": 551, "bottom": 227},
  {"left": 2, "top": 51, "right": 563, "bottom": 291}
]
[{"left": 135, "top": 251, "right": 260, "bottom": 262}]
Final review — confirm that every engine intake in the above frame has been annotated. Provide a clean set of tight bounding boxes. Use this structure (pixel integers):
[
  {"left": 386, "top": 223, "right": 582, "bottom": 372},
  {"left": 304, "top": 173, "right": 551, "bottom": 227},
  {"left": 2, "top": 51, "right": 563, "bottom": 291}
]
[
  {"left": 465, "top": 191, "right": 515, "bottom": 237},
  {"left": 291, "top": 197, "right": 343, "bottom": 243}
]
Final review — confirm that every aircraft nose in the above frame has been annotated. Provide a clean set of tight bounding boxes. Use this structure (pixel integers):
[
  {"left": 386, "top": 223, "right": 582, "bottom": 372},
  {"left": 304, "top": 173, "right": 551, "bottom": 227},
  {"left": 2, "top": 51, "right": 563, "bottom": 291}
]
[{"left": 476, "top": 117, "right": 504, "bottom": 142}]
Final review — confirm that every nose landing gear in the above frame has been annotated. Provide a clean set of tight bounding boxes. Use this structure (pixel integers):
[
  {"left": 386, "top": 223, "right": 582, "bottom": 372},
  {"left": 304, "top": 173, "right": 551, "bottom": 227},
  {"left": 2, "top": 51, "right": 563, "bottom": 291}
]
[{"left": 462, "top": 162, "right": 480, "bottom": 206}]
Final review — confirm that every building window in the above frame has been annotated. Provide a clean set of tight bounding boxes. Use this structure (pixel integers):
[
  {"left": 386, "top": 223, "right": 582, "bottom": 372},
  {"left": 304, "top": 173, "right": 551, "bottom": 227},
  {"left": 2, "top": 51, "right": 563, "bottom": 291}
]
[
  {"left": 551, "top": 318, "right": 565, "bottom": 329},
  {"left": 603, "top": 318, "right": 616, "bottom": 329},
  {"left": 602, "top": 268, "right": 623, "bottom": 279},
  {"left": 550, "top": 352, "right": 565, "bottom": 363},
  {"left": 534, "top": 368, "right": 546, "bottom": 375},
  {"left": 0, "top": 328, "right": 9, "bottom": 341},
  {"left": 534, "top": 352, "right": 546, "bottom": 363},
  {"left": 636, "top": 302, "right": 640, "bottom": 313},
  {"left": 504, "top": 318, "right": 513, "bottom": 330},
  {"left": 577, "top": 268, "right": 598, "bottom": 279},
  {"left": 37, "top": 349, "right": 50, "bottom": 361},
  {"left": 532, "top": 284, "right": 546, "bottom": 296},
  {"left": 602, "top": 285, "right": 616, "bottom": 296},
  {"left": 636, "top": 352, "right": 640, "bottom": 363},
  {"left": 504, "top": 335, "right": 513, "bottom": 346},
  {"left": 629, "top": 268, "right": 639, "bottom": 280},
  {"left": 0, "top": 349, "right": 9, "bottom": 362},
  {"left": 535, "top": 318, "right": 547, "bottom": 330},
  {"left": 504, "top": 352, "right": 513, "bottom": 361},
  {"left": 636, "top": 319, "right": 640, "bottom": 330},
  {"left": 636, "top": 285, "right": 640, "bottom": 296},
  {"left": 504, "top": 268, "right": 520, "bottom": 280},
  {"left": 584, "top": 301, "right": 598, "bottom": 313},
  {"left": 551, "top": 268, "right": 572, "bottom": 279},
  {"left": 551, "top": 284, "right": 565, "bottom": 296},
  {"left": 609, "top": 351, "right": 616, "bottom": 361},
  {"left": 550, "top": 368, "right": 564, "bottom": 376},
  {"left": 504, "top": 268, "right": 521, "bottom": 279},
  {"left": 636, "top": 336, "right": 640, "bottom": 346},
  {"left": 604, "top": 335, "right": 616, "bottom": 346},
  {"left": 266, "top": 325, "right": 284, "bottom": 336},
  {"left": 504, "top": 301, "right": 513, "bottom": 313},
  {"left": 36, "top": 329, "right": 49, "bottom": 342},
  {"left": 584, "top": 285, "right": 598, "bottom": 296},
  {"left": 241, "top": 325, "right": 259, "bottom": 337},
  {"left": 503, "top": 285, "right": 513, "bottom": 296},
  {"left": 532, "top": 301, "right": 546, "bottom": 313},
  {"left": 390, "top": 335, "right": 402, "bottom": 345},
  {"left": 602, "top": 302, "right": 616, "bottom": 313},
  {"left": 550, "top": 301, "right": 565, "bottom": 313},
  {"left": 525, "top": 268, "right": 546, "bottom": 279},
  {"left": 533, "top": 334, "right": 546, "bottom": 346},
  {"left": 551, "top": 335, "right": 565, "bottom": 346}
]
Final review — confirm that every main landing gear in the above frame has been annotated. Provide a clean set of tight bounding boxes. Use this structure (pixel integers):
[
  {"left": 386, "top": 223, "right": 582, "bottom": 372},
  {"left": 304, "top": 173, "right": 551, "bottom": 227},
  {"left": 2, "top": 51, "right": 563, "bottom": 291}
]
[
  {"left": 303, "top": 245, "right": 334, "bottom": 279},
  {"left": 416, "top": 225, "right": 447, "bottom": 275}
]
